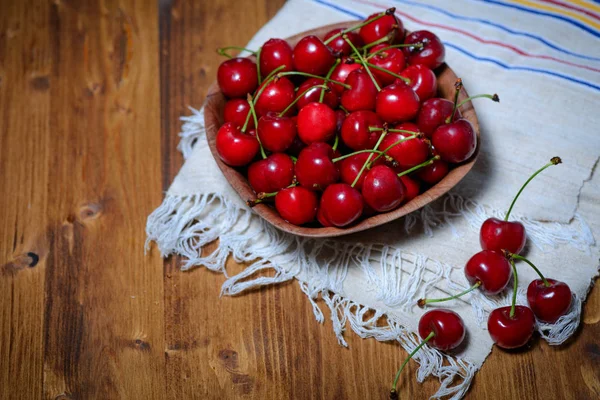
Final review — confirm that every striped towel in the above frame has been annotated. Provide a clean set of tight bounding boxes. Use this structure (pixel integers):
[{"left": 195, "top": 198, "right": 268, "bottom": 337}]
[{"left": 147, "top": 1, "right": 600, "bottom": 398}]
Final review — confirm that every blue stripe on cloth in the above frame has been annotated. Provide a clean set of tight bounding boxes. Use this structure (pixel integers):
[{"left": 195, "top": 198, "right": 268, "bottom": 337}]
[
  {"left": 391, "top": 0, "right": 600, "bottom": 62},
  {"left": 475, "top": 0, "right": 600, "bottom": 38},
  {"left": 312, "top": 0, "right": 600, "bottom": 92}
]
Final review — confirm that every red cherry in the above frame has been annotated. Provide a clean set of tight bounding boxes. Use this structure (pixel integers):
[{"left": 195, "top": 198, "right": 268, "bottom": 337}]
[
  {"left": 340, "top": 110, "right": 383, "bottom": 150},
  {"left": 527, "top": 279, "right": 572, "bottom": 323},
  {"left": 340, "top": 69, "right": 378, "bottom": 112},
  {"left": 375, "top": 83, "right": 420, "bottom": 124},
  {"left": 286, "top": 134, "right": 306, "bottom": 157},
  {"left": 275, "top": 186, "right": 318, "bottom": 225},
  {"left": 223, "top": 98, "right": 253, "bottom": 129},
  {"left": 295, "top": 142, "right": 339, "bottom": 190},
  {"left": 417, "top": 98, "right": 462, "bottom": 138},
  {"left": 403, "top": 30, "right": 445, "bottom": 70},
  {"left": 297, "top": 102, "right": 337, "bottom": 144},
  {"left": 317, "top": 205, "right": 334, "bottom": 227},
  {"left": 335, "top": 109, "right": 346, "bottom": 133},
  {"left": 330, "top": 58, "right": 362, "bottom": 95},
  {"left": 464, "top": 250, "right": 512, "bottom": 295},
  {"left": 339, "top": 152, "right": 378, "bottom": 190},
  {"left": 293, "top": 35, "right": 335, "bottom": 75},
  {"left": 488, "top": 306, "right": 536, "bottom": 349},
  {"left": 359, "top": 12, "right": 404, "bottom": 45},
  {"left": 257, "top": 113, "right": 297, "bottom": 152},
  {"left": 399, "top": 64, "right": 437, "bottom": 102},
  {"left": 215, "top": 122, "right": 259, "bottom": 167},
  {"left": 480, "top": 217, "right": 527, "bottom": 255},
  {"left": 381, "top": 123, "right": 429, "bottom": 168},
  {"left": 248, "top": 153, "right": 295, "bottom": 193},
  {"left": 368, "top": 46, "right": 406, "bottom": 86},
  {"left": 324, "top": 28, "right": 364, "bottom": 56},
  {"left": 320, "top": 183, "right": 364, "bottom": 227},
  {"left": 418, "top": 309, "right": 466, "bottom": 351},
  {"left": 260, "top": 38, "right": 294, "bottom": 77},
  {"left": 432, "top": 119, "right": 477, "bottom": 163},
  {"left": 416, "top": 158, "right": 449, "bottom": 184},
  {"left": 217, "top": 58, "right": 258, "bottom": 98},
  {"left": 254, "top": 76, "right": 296, "bottom": 117},
  {"left": 400, "top": 175, "right": 420, "bottom": 202},
  {"left": 362, "top": 165, "right": 405, "bottom": 212},
  {"left": 295, "top": 77, "right": 339, "bottom": 110}
]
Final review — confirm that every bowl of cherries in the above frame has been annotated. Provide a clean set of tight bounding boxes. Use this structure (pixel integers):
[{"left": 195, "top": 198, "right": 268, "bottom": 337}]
[{"left": 206, "top": 8, "right": 499, "bottom": 237}]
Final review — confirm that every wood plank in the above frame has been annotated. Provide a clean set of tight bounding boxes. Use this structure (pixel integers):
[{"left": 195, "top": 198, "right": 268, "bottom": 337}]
[
  {"left": 1, "top": 0, "right": 167, "bottom": 399},
  {"left": 159, "top": 1, "right": 600, "bottom": 399}
]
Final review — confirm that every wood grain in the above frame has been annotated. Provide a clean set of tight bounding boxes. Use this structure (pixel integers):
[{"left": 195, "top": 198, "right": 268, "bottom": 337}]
[
  {"left": 204, "top": 23, "right": 480, "bottom": 238},
  {"left": 1, "top": 1, "right": 599, "bottom": 399}
]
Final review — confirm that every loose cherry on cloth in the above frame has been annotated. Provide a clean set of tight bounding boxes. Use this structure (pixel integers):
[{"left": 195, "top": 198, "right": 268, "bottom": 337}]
[
  {"left": 507, "top": 252, "right": 573, "bottom": 323},
  {"left": 480, "top": 157, "right": 562, "bottom": 254},
  {"left": 488, "top": 259, "right": 536, "bottom": 349},
  {"left": 389, "top": 309, "right": 465, "bottom": 399}
]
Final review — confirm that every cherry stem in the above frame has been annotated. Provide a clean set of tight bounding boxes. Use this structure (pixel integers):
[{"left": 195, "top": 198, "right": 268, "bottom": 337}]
[
  {"left": 339, "top": 104, "right": 350, "bottom": 114},
  {"left": 245, "top": 94, "right": 266, "bottom": 159},
  {"left": 217, "top": 46, "right": 257, "bottom": 58},
  {"left": 363, "top": 62, "right": 410, "bottom": 84},
  {"left": 320, "top": 59, "right": 341, "bottom": 103},
  {"left": 323, "top": 8, "right": 394, "bottom": 45},
  {"left": 332, "top": 134, "right": 340, "bottom": 151},
  {"left": 351, "top": 129, "right": 387, "bottom": 187},
  {"left": 417, "top": 281, "right": 482, "bottom": 307},
  {"left": 277, "top": 71, "right": 351, "bottom": 89},
  {"left": 456, "top": 93, "right": 499, "bottom": 109},
  {"left": 278, "top": 84, "right": 329, "bottom": 117},
  {"left": 447, "top": 78, "right": 463, "bottom": 123},
  {"left": 396, "top": 155, "right": 440, "bottom": 178},
  {"left": 367, "top": 133, "right": 420, "bottom": 167},
  {"left": 506, "top": 252, "right": 550, "bottom": 287},
  {"left": 344, "top": 34, "right": 382, "bottom": 91},
  {"left": 361, "top": 32, "right": 396, "bottom": 51},
  {"left": 509, "top": 258, "right": 518, "bottom": 318},
  {"left": 255, "top": 47, "right": 263, "bottom": 85},
  {"left": 252, "top": 65, "right": 287, "bottom": 105},
  {"left": 505, "top": 157, "right": 562, "bottom": 220},
  {"left": 332, "top": 149, "right": 385, "bottom": 163},
  {"left": 365, "top": 43, "right": 423, "bottom": 60},
  {"left": 369, "top": 127, "right": 418, "bottom": 134},
  {"left": 391, "top": 331, "right": 435, "bottom": 393}
]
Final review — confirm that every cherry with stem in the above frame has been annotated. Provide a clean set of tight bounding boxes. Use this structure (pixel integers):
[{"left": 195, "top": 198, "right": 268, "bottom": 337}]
[
  {"left": 278, "top": 84, "right": 330, "bottom": 117},
  {"left": 344, "top": 34, "right": 382, "bottom": 91},
  {"left": 323, "top": 8, "right": 395, "bottom": 45},
  {"left": 246, "top": 94, "right": 266, "bottom": 159},
  {"left": 351, "top": 129, "right": 387, "bottom": 187},
  {"left": 396, "top": 155, "right": 440, "bottom": 178},
  {"left": 319, "top": 59, "right": 341, "bottom": 103}
]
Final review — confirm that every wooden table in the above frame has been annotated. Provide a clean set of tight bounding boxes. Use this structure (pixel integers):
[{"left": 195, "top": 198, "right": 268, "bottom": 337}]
[{"left": 1, "top": 1, "right": 598, "bottom": 399}]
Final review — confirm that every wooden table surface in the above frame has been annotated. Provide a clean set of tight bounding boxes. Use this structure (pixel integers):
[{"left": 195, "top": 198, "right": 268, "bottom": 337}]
[{"left": 1, "top": 1, "right": 598, "bottom": 399}]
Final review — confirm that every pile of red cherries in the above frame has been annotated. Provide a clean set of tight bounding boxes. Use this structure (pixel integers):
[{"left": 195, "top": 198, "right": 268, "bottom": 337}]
[
  {"left": 215, "top": 8, "right": 498, "bottom": 228},
  {"left": 390, "top": 157, "right": 572, "bottom": 398}
]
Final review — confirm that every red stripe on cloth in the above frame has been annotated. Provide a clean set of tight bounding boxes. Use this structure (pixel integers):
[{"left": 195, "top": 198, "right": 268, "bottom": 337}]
[{"left": 537, "top": 0, "right": 600, "bottom": 21}]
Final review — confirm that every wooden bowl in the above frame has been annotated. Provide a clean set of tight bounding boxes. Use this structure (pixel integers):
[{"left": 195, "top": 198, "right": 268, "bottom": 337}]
[{"left": 205, "top": 22, "right": 479, "bottom": 238}]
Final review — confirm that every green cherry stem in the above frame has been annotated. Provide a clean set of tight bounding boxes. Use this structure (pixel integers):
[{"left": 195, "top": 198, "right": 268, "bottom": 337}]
[
  {"left": 509, "top": 258, "right": 518, "bottom": 319},
  {"left": 362, "top": 62, "right": 410, "bottom": 84},
  {"left": 397, "top": 155, "right": 440, "bottom": 178},
  {"left": 369, "top": 127, "right": 419, "bottom": 134},
  {"left": 417, "top": 281, "right": 481, "bottom": 307},
  {"left": 504, "top": 157, "right": 562, "bottom": 221},
  {"left": 277, "top": 71, "right": 351, "bottom": 89},
  {"left": 255, "top": 46, "right": 263, "bottom": 85},
  {"left": 390, "top": 331, "right": 435, "bottom": 395},
  {"left": 344, "top": 34, "right": 382, "bottom": 91},
  {"left": 332, "top": 134, "right": 340, "bottom": 151},
  {"left": 367, "top": 133, "right": 420, "bottom": 167},
  {"left": 361, "top": 32, "right": 395, "bottom": 51},
  {"left": 332, "top": 149, "right": 385, "bottom": 163},
  {"left": 506, "top": 252, "right": 550, "bottom": 287},
  {"left": 217, "top": 46, "right": 257, "bottom": 58},
  {"left": 246, "top": 94, "right": 266, "bottom": 159},
  {"left": 323, "top": 8, "right": 395, "bottom": 45},
  {"left": 446, "top": 78, "right": 463, "bottom": 123},
  {"left": 320, "top": 59, "right": 341, "bottom": 103},
  {"left": 278, "top": 84, "right": 330, "bottom": 117},
  {"left": 456, "top": 93, "right": 499, "bottom": 109},
  {"left": 365, "top": 43, "right": 423, "bottom": 59},
  {"left": 351, "top": 129, "right": 387, "bottom": 187},
  {"left": 252, "top": 65, "right": 287, "bottom": 105}
]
